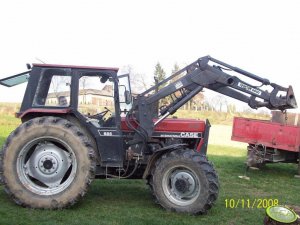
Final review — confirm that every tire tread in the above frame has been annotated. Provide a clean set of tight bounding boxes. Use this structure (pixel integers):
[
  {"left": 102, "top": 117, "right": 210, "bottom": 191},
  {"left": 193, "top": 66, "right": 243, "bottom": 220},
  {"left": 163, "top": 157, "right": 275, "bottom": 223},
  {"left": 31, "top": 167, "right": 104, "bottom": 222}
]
[
  {"left": 147, "top": 149, "right": 219, "bottom": 215},
  {"left": 0, "top": 116, "right": 96, "bottom": 209}
]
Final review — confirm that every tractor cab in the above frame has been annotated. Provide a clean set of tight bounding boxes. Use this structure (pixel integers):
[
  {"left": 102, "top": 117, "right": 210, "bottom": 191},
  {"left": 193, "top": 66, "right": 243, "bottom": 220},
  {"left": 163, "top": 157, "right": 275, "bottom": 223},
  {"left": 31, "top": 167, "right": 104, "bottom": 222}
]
[
  {"left": 1, "top": 64, "right": 133, "bottom": 167},
  {"left": 1, "top": 64, "right": 132, "bottom": 124}
]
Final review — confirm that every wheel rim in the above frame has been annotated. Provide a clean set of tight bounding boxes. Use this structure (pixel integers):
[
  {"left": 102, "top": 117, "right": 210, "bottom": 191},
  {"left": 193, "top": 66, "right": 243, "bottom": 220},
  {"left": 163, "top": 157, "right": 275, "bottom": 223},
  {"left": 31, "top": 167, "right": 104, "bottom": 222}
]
[
  {"left": 17, "top": 136, "right": 77, "bottom": 196},
  {"left": 162, "top": 166, "right": 200, "bottom": 206}
]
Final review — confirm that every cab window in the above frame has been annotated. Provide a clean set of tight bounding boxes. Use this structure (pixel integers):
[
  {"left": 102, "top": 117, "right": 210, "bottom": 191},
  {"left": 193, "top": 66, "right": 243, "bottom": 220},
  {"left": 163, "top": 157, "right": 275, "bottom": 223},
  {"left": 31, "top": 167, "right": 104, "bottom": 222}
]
[
  {"left": 33, "top": 69, "right": 71, "bottom": 107},
  {"left": 78, "top": 73, "right": 116, "bottom": 128}
]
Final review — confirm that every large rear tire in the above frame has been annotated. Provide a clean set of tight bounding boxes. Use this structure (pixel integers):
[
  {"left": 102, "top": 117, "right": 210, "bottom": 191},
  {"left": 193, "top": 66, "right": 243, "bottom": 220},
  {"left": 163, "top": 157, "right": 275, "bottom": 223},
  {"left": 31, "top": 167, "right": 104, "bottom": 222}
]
[
  {"left": 0, "top": 116, "right": 96, "bottom": 209},
  {"left": 148, "top": 149, "right": 219, "bottom": 214}
]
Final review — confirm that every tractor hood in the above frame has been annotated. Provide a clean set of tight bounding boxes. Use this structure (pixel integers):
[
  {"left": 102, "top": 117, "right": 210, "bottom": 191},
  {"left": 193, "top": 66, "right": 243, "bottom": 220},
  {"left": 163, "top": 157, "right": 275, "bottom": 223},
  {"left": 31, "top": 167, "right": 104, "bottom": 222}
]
[{"left": 121, "top": 117, "right": 206, "bottom": 133}]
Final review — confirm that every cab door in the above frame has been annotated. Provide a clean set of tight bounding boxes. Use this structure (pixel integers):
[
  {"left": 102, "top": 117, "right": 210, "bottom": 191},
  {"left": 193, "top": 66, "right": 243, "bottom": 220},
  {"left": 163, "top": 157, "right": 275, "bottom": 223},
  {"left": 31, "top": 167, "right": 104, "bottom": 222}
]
[
  {"left": 95, "top": 74, "right": 132, "bottom": 167},
  {"left": 74, "top": 71, "right": 127, "bottom": 167}
]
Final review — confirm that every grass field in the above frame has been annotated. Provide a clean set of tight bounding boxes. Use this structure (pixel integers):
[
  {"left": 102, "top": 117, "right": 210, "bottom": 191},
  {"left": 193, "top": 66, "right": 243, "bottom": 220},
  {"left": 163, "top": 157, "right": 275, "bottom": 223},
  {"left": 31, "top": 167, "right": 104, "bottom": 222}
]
[{"left": 0, "top": 115, "right": 299, "bottom": 225}]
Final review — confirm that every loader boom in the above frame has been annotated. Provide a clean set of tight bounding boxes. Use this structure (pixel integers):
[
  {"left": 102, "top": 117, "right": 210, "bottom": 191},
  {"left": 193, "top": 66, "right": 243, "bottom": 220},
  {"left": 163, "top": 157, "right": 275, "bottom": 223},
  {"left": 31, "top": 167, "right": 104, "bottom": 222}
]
[{"left": 130, "top": 56, "right": 297, "bottom": 139}]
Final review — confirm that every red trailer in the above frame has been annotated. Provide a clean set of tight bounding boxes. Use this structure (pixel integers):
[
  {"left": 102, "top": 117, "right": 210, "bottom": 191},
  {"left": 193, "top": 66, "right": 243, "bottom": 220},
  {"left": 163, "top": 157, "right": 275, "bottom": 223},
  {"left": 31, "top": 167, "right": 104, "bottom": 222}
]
[{"left": 231, "top": 117, "right": 300, "bottom": 173}]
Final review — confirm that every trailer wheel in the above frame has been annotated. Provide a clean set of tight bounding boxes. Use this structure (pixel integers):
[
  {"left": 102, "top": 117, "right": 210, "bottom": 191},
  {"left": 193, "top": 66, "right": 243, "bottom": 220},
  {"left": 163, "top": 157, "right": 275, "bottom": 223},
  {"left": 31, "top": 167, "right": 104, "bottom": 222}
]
[
  {"left": 148, "top": 149, "right": 219, "bottom": 214},
  {"left": 0, "top": 117, "right": 96, "bottom": 209}
]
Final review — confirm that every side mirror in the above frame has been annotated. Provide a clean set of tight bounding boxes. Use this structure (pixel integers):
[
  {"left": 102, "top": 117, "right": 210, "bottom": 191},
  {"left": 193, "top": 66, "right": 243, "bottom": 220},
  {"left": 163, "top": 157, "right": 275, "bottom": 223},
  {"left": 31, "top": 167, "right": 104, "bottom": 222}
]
[{"left": 125, "top": 90, "right": 131, "bottom": 104}]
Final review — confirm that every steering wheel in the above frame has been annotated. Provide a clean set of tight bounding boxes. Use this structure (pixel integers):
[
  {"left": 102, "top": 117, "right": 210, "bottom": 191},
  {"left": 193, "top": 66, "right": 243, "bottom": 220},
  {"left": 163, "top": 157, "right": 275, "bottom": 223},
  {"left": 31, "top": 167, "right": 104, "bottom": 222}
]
[{"left": 90, "top": 107, "right": 111, "bottom": 125}]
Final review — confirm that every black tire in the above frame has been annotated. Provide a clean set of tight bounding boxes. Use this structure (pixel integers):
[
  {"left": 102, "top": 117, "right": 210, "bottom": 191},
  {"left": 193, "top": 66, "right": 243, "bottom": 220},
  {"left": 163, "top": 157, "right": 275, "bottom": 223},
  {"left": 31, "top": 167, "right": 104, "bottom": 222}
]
[
  {"left": 148, "top": 149, "right": 219, "bottom": 214},
  {"left": 0, "top": 116, "right": 96, "bottom": 209}
]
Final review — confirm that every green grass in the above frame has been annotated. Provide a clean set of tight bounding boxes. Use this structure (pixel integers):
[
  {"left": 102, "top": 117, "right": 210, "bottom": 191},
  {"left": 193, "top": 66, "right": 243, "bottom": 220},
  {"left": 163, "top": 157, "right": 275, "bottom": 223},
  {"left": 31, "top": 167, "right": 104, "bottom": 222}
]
[
  {"left": 0, "top": 115, "right": 299, "bottom": 225},
  {"left": 0, "top": 114, "right": 20, "bottom": 148}
]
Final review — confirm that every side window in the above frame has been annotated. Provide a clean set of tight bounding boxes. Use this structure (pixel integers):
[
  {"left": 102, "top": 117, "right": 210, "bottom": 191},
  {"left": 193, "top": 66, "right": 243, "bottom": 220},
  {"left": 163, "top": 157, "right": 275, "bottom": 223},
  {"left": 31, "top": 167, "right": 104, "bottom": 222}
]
[
  {"left": 47, "top": 75, "right": 71, "bottom": 107},
  {"left": 33, "top": 69, "right": 71, "bottom": 107},
  {"left": 78, "top": 75, "right": 115, "bottom": 118}
]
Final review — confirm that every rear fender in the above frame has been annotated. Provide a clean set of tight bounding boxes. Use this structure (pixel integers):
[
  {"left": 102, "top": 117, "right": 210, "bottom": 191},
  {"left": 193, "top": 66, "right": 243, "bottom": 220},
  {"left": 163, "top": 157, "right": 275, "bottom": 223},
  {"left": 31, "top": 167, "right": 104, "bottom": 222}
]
[
  {"left": 17, "top": 109, "right": 71, "bottom": 122},
  {"left": 18, "top": 113, "right": 100, "bottom": 164}
]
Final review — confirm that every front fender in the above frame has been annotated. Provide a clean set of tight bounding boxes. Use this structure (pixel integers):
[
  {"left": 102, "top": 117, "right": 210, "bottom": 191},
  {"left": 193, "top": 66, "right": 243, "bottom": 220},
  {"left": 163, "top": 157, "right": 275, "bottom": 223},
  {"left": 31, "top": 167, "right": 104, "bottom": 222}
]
[{"left": 142, "top": 143, "right": 187, "bottom": 179}]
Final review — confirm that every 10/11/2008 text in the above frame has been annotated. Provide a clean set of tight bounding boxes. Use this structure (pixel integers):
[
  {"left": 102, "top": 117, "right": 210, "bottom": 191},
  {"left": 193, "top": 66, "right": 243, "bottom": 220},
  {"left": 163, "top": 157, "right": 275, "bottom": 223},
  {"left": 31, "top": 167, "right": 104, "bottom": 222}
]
[{"left": 225, "top": 199, "right": 279, "bottom": 209}]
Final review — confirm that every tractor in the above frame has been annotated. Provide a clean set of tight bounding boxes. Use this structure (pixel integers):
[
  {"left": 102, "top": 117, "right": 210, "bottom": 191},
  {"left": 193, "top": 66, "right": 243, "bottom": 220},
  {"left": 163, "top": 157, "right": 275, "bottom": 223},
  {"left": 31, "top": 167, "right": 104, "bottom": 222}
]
[{"left": 0, "top": 56, "right": 297, "bottom": 214}]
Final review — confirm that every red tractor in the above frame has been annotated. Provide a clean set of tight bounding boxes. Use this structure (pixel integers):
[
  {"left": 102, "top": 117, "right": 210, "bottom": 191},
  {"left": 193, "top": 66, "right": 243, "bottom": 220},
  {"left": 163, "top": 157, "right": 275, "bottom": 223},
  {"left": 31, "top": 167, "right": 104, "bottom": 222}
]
[{"left": 0, "top": 56, "right": 297, "bottom": 214}]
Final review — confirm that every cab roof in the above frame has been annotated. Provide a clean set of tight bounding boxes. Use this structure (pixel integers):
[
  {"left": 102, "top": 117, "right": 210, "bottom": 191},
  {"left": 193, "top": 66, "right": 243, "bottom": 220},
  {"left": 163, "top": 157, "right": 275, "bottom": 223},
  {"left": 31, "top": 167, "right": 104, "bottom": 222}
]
[{"left": 32, "top": 63, "right": 119, "bottom": 72}]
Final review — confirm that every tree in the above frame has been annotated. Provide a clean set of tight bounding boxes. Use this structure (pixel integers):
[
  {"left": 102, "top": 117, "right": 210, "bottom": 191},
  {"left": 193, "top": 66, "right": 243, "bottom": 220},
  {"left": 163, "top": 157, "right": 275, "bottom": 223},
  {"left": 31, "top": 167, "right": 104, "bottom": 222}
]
[
  {"left": 227, "top": 103, "right": 236, "bottom": 115},
  {"left": 170, "top": 63, "right": 184, "bottom": 85},
  {"left": 152, "top": 62, "right": 167, "bottom": 116},
  {"left": 119, "top": 65, "right": 148, "bottom": 94},
  {"left": 193, "top": 93, "right": 205, "bottom": 111},
  {"left": 172, "top": 63, "right": 180, "bottom": 75},
  {"left": 210, "top": 95, "right": 227, "bottom": 112},
  {"left": 154, "top": 62, "right": 166, "bottom": 90}
]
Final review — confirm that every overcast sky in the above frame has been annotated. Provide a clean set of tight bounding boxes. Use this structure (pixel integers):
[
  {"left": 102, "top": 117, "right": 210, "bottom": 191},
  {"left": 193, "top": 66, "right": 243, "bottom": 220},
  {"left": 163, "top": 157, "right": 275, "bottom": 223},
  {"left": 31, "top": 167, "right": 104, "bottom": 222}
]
[{"left": 0, "top": 0, "right": 299, "bottom": 112}]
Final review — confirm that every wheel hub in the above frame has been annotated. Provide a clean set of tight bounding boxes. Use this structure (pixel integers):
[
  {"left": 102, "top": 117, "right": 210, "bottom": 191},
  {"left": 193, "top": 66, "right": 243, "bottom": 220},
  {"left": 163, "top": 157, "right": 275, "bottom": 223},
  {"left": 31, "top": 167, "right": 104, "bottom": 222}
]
[
  {"left": 24, "top": 142, "right": 72, "bottom": 188},
  {"left": 40, "top": 156, "right": 57, "bottom": 173},
  {"left": 43, "top": 159, "right": 53, "bottom": 170},
  {"left": 167, "top": 170, "right": 198, "bottom": 203},
  {"left": 175, "top": 178, "right": 191, "bottom": 193}
]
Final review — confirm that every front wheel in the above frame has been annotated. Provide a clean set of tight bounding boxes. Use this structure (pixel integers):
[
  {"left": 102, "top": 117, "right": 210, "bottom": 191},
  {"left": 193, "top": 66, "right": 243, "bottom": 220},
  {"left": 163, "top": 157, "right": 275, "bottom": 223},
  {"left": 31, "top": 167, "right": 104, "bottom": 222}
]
[{"left": 148, "top": 149, "right": 219, "bottom": 214}]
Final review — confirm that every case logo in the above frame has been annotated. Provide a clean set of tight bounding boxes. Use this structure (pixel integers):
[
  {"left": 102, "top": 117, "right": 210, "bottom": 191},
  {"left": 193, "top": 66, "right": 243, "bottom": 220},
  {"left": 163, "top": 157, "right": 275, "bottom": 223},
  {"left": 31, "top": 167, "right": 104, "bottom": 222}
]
[{"left": 180, "top": 132, "right": 199, "bottom": 138}]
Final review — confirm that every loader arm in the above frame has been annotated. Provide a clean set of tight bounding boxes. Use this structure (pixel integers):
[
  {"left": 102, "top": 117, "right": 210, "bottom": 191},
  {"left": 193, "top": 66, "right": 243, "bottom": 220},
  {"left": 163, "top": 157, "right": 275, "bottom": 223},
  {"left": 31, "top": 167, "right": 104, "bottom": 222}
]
[{"left": 129, "top": 55, "right": 297, "bottom": 141}]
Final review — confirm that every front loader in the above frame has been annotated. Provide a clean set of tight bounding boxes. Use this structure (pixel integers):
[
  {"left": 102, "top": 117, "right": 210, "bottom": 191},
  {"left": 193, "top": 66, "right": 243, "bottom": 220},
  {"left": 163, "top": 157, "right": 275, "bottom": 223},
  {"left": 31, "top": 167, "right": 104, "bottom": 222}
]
[{"left": 0, "top": 56, "right": 297, "bottom": 214}]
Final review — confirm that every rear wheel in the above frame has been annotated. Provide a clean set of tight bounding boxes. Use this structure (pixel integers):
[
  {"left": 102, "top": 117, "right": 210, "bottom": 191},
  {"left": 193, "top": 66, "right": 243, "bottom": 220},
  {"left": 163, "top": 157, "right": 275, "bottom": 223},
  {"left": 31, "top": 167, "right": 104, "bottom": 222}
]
[
  {"left": 148, "top": 149, "right": 219, "bottom": 214},
  {"left": 0, "top": 116, "right": 96, "bottom": 208}
]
